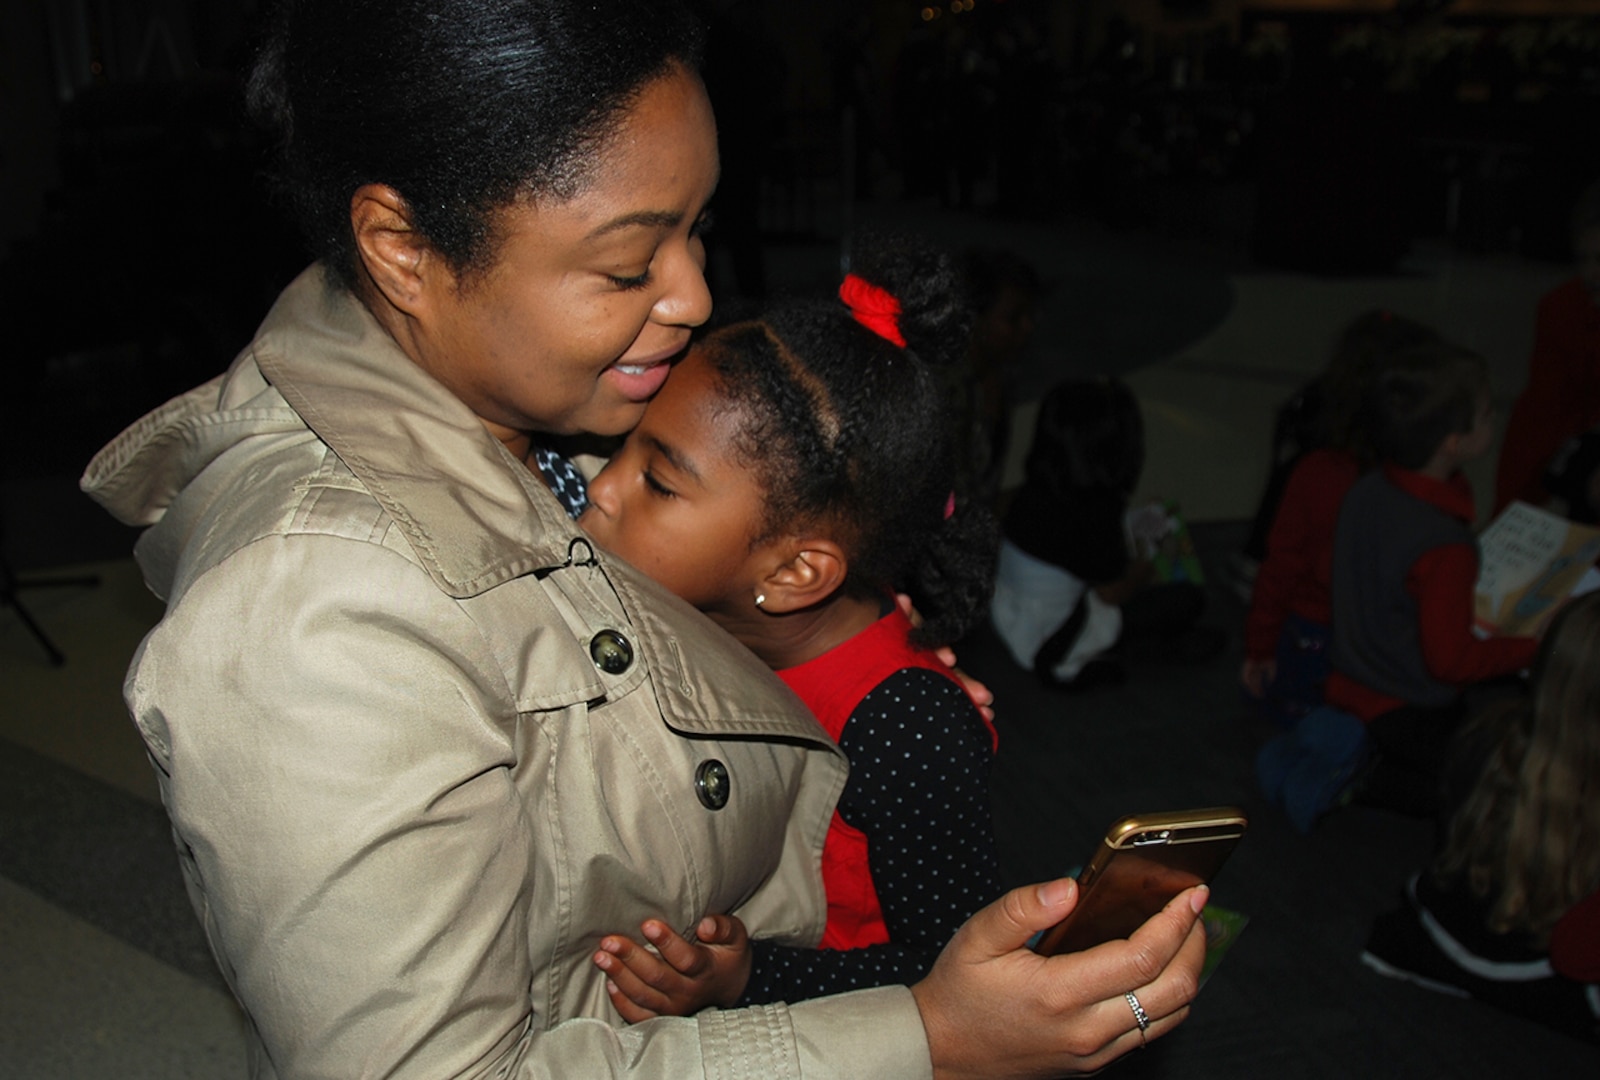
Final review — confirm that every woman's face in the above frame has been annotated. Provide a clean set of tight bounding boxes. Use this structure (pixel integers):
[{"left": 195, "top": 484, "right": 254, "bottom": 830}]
[
  {"left": 580, "top": 347, "right": 783, "bottom": 619},
  {"left": 413, "top": 66, "right": 719, "bottom": 440}
]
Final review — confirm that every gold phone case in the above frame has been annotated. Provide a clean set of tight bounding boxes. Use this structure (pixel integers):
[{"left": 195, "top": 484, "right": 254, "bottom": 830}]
[{"left": 1034, "top": 806, "right": 1247, "bottom": 957}]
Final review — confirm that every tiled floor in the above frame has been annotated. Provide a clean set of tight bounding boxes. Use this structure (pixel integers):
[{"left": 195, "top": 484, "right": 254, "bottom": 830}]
[{"left": 4, "top": 200, "right": 1595, "bottom": 1077}]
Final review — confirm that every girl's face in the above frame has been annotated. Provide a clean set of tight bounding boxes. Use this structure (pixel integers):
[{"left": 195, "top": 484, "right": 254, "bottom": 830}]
[
  {"left": 581, "top": 348, "right": 785, "bottom": 618},
  {"left": 410, "top": 66, "right": 719, "bottom": 440}
]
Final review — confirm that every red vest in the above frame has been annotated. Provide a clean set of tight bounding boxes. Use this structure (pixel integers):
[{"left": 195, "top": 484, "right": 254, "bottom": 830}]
[{"left": 779, "top": 608, "right": 997, "bottom": 950}]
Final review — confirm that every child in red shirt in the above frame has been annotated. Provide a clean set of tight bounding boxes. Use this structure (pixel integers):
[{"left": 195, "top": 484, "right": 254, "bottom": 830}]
[
  {"left": 1241, "top": 311, "right": 1440, "bottom": 727},
  {"left": 1325, "top": 342, "right": 1539, "bottom": 817},
  {"left": 579, "top": 232, "right": 1004, "bottom": 1016}
]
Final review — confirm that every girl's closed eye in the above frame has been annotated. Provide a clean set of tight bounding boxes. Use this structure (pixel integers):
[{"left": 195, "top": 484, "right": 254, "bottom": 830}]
[{"left": 643, "top": 467, "right": 676, "bottom": 497}]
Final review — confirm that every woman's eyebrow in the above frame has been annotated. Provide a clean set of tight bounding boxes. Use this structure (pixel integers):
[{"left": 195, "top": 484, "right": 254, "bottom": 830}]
[
  {"left": 642, "top": 432, "right": 702, "bottom": 484},
  {"left": 586, "top": 209, "right": 682, "bottom": 239}
]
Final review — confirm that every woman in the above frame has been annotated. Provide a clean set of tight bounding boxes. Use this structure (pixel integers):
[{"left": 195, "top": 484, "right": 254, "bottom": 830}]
[{"left": 80, "top": 2, "right": 1206, "bottom": 1077}]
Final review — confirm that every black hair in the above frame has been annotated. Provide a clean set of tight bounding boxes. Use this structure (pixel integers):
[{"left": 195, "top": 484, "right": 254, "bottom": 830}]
[
  {"left": 1365, "top": 341, "right": 1491, "bottom": 470},
  {"left": 244, "top": 0, "right": 705, "bottom": 290},
  {"left": 1023, "top": 378, "right": 1145, "bottom": 497},
  {"left": 700, "top": 230, "right": 998, "bottom": 647}
]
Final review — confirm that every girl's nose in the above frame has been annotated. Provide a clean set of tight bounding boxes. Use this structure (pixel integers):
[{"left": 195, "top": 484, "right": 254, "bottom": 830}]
[{"left": 584, "top": 462, "right": 620, "bottom": 517}]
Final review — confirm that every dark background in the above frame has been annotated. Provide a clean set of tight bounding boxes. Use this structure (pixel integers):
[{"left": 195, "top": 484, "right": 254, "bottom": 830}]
[{"left": 4, "top": 0, "right": 1600, "bottom": 490}]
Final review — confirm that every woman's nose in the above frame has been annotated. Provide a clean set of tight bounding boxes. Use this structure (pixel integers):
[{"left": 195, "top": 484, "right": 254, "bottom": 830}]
[{"left": 653, "top": 238, "right": 713, "bottom": 329}]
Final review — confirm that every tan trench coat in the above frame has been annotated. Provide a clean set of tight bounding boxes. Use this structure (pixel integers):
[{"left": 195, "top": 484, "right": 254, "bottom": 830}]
[{"left": 81, "top": 266, "right": 933, "bottom": 1079}]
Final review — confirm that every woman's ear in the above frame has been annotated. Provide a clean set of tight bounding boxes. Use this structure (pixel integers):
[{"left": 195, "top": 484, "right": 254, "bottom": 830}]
[
  {"left": 758, "top": 539, "right": 849, "bottom": 614},
  {"left": 349, "top": 183, "right": 433, "bottom": 314}
]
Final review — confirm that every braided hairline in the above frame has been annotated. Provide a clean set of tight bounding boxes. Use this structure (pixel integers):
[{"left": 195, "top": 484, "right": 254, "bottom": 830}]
[
  {"left": 767, "top": 321, "right": 844, "bottom": 455},
  {"left": 702, "top": 320, "right": 863, "bottom": 557}
]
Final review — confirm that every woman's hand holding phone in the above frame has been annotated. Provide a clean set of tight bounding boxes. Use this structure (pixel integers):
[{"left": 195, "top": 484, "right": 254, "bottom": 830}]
[
  {"left": 910, "top": 877, "right": 1209, "bottom": 1080},
  {"left": 1035, "top": 808, "right": 1246, "bottom": 957}
]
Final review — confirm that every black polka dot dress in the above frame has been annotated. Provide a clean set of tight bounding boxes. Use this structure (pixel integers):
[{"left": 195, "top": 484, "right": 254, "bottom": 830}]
[{"left": 740, "top": 609, "right": 1003, "bottom": 1004}]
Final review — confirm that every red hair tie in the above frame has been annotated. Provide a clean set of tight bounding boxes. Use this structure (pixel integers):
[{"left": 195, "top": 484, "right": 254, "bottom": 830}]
[{"left": 839, "top": 273, "right": 906, "bottom": 347}]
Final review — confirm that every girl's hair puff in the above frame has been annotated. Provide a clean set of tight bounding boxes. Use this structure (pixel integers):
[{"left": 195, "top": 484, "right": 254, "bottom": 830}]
[
  {"left": 1432, "top": 592, "right": 1600, "bottom": 944},
  {"left": 700, "top": 230, "right": 997, "bottom": 647},
  {"left": 244, "top": 0, "right": 705, "bottom": 291},
  {"left": 1023, "top": 378, "right": 1145, "bottom": 497}
]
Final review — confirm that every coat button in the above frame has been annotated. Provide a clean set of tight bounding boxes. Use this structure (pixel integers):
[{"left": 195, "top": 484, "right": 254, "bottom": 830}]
[
  {"left": 589, "top": 629, "right": 634, "bottom": 675},
  {"left": 695, "top": 759, "right": 730, "bottom": 810}
]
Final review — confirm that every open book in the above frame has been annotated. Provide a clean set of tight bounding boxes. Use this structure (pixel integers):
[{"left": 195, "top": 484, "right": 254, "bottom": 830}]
[{"left": 1474, "top": 501, "right": 1600, "bottom": 638}]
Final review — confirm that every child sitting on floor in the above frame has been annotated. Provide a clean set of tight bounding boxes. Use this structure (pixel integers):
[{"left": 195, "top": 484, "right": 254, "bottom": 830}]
[
  {"left": 577, "top": 232, "right": 1005, "bottom": 1016},
  {"left": 1327, "top": 341, "right": 1540, "bottom": 815},
  {"left": 1259, "top": 341, "right": 1540, "bottom": 830},
  {"left": 1362, "top": 591, "right": 1600, "bottom": 1043},
  {"left": 990, "top": 377, "right": 1220, "bottom": 692},
  {"left": 1241, "top": 310, "right": 1442, "bottom": 728}
]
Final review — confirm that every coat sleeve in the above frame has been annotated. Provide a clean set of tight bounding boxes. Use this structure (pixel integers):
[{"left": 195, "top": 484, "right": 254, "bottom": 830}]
[{"left": 128, "top": 534, "right": 932, "bottom": 1079}]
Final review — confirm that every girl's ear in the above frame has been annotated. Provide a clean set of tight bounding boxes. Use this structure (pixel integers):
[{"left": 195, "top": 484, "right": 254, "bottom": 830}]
[
  {"left": 758, "top": 538, "right": 849, "bottom": 614},
  {"left": 350, "top": 183, "right": 434, "bottom": 315}
]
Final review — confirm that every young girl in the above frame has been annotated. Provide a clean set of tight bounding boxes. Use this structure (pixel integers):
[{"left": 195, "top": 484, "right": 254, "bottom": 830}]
[
  {"left": 1241, "top": 310, "right": 1442, "bottom": 727},
  {"left": 989, "top": 377, "right": 1216, "bottom": 691},
  {"left": 578, "top": 233, "right": 1005, "bottom": 1015},
  {"left": 1362, "top": 591, "right": 1600, "bottom": 1042}
]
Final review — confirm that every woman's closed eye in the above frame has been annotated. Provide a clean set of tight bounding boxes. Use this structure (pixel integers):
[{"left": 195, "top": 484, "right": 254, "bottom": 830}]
[
  {"left": 606, "top": 209, "right": 712, "bottom": 291},
  {"left": 608, "top": 268, "right": 653, "bottom": 291}
]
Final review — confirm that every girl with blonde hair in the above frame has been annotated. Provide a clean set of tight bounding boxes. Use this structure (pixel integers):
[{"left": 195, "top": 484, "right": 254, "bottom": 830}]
[{"left": 1362, "top": 591, "right": 1600, "bottom": 1042}]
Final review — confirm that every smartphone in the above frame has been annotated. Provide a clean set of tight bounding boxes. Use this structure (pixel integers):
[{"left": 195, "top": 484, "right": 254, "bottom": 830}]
[{"left": 1033, "top": 806, "right": 1247, "bottom": 957}]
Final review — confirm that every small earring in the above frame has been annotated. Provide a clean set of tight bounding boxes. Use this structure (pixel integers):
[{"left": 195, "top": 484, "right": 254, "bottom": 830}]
[{"left": 755, "top": 593, "right": 766, "bottom": 609}]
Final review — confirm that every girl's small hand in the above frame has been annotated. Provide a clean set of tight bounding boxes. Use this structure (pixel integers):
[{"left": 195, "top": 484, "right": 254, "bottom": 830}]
[{"left": 593, "top": 914, "right": 752, "bottom": 1022}]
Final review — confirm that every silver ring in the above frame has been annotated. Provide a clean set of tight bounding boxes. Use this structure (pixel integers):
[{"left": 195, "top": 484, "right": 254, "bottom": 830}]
[{"left": 1125, "top": 991, "right": 1150, "bottom": 1047}]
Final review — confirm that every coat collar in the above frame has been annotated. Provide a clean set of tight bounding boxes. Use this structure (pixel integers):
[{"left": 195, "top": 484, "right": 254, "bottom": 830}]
[
  {"left": 84, "top": 265, "right": 581, "bottom": 598},
  {"left": 256, "top": 266, "right": 578, "bottom": 596}
]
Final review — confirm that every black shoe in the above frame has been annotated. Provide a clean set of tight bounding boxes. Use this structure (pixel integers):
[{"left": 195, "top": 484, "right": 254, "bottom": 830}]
[
  {"left": 1361, "top": 877, "right": 1600, "bottom": 1042},
  {"left": 1360, "top": 893, "right": 1474, "bottom": 1000}
]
